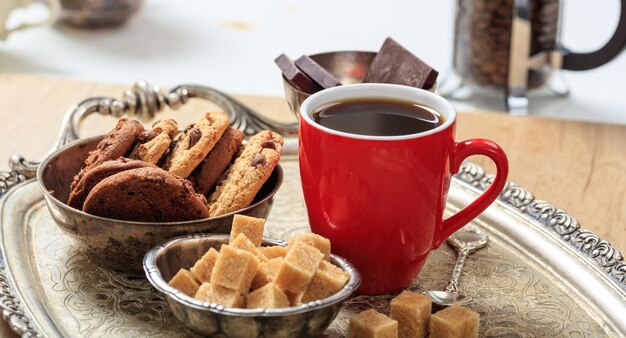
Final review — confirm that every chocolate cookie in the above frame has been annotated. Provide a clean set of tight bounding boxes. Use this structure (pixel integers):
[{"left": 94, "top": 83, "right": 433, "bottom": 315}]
[
  {"left": 70, "top": 117, "right": 144, "bottom": 191},
  {"left": 163, "top": 112, "right": 230, "bottom": 178},
  {"left": 67, "top": 158, "right": 154, "bottom": 210},
  {"left": 208, "top": 130, "right": 283, "bottom": 216},
  {"left": 189, "top": 127, "right": 245, "bottom": 195},
  {"left": 83, "top": 167, "right": 210, "bottom": 222},
  {"left": 129, "top": 119, "right": 178, "bottom": 164}
]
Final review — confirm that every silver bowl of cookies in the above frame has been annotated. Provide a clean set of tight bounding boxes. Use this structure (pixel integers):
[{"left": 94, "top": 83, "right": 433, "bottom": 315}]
[
  {"left": 143, "top": 216, "right": 361, "bottom": 338},
  {"left": 37, "top": 111, "right": 284, "bottom": 272}
]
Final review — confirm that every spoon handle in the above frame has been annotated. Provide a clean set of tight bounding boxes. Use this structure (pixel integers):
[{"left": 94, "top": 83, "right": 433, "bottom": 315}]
[{"left": 444, "top": 247, "right": 470, "bottom": 293}]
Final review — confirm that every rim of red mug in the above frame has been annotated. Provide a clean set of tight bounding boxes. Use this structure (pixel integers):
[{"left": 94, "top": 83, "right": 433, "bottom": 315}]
[{"left": 299, "top": 83, "right": 457, "bottom": 141}]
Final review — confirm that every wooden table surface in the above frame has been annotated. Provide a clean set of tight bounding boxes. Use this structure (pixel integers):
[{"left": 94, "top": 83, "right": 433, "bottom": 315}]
[{"left": 0, "top": 73, "right": 624, "bottom": 337}]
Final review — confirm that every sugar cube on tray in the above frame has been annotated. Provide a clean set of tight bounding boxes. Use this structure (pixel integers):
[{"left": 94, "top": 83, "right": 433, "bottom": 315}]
[
  {"left": 390, "top": 290, "right": 432, "bottom": 338},
  {"left": 349, "top": 309, "right": 398, "bottom": 338},
  {"left": 430, "top": 305, "right": 480, "bottom": 338}
]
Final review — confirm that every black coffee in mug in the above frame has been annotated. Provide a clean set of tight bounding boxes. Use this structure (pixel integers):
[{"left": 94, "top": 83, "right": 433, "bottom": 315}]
[{"left": 312, "top": 98, "right": 444, "bottom": 136}]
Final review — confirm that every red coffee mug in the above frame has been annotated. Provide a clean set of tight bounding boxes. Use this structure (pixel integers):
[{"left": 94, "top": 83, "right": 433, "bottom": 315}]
[{"left": 298, "top": 84, "right": 508, "bottom": 295}]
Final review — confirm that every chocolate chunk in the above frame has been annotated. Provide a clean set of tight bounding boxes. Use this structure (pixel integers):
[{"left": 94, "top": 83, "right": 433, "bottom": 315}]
[
  {"left": 138, "top": 130, "right": 158, "bottom": 142},
  {"left": 363, "top": 37, "right": 438, "bottom": 89},
  {"left": 274, "top": 54, "right": 322, "bottom": 94},
  {"left": 168, "top": 138, "right": 179, "bottom": 153},
  {"left": 251, "top": 153, "right": 267, "bottom": 166},
  {"left": 188, "top": 127, "right": 202, "bottom": 148},
  {"left": 184, "top": 124, "right": 197, "bottom": 133},
  {"left": 261, "top": 140, "right": 276, "bottom": 150},
  {"left": 294, "top": 55, "right": 342, "bottom": 89}
]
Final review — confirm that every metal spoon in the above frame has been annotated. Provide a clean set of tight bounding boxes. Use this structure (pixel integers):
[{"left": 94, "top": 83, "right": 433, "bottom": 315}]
[{"left": 424, "top": 225, "right": 489, "bottom": 307}]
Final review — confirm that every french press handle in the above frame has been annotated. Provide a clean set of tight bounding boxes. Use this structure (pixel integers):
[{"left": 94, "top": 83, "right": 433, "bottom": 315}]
[{"left": 562, "top": 0, "right": 626, "bottom": 70}]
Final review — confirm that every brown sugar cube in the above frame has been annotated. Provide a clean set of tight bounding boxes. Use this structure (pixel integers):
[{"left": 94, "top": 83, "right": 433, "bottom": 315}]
[
  {"left": 288, "top": 233, "right": 331, "bottom": 261},
  {"left": 349, "top": 309, "right": 398, "bottom": 338},
  {"left": 390, "top": 291, "right": 432, "bottom": 338},
  {"left": 430, "top": 305, "right": 480, "bottom": 338},
  {"left": 230, "top": 214, "right": 265, "bottom": 247},
  {"left": 195, "top": 282, "right": 244, "bottom": 308},
  {"left": 231, "top": 233, "right": 268, "bottom": 262},
  {"left": 301, "top": 260, "right": 350, "bottom": 303},
  {"left": 251, "top": 257, "right": 283, "bottom": 290},
  {"left": 246, "top": 283, "right": 289, "bottom": 309},
  {"left": 168, "top": 268, "right": 201, "bottom": 297},
  {"left": 286, "top": 291, "right": 303, "bottom": 306},
  {"left": 260, "top": 245, "right": 288, "bottom": 259},
  {"left": 210, "top": 245, "right": 260, "bottom": 294},
  {"left": 190, "top": 248, "right": 219, "bottom": 283},
  {"left": 274, "top": 241, "right": 324, "bottom": 293}
]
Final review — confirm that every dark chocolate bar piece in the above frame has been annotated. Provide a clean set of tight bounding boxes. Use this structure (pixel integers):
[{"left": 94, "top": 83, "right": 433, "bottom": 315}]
[
  {"left": 274, "top": 54, "right": 322, "bottom": 93},
  {"left": 294, "top": 55, "right": 342, "bottom": 89},
  {"left": 364, "top": 38, "right": 438, "bottom": 89}
]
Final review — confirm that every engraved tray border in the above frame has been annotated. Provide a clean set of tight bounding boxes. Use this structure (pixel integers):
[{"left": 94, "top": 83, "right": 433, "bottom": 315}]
[{"left": 1, "top": 160, "right": 625, "bottom": 337}]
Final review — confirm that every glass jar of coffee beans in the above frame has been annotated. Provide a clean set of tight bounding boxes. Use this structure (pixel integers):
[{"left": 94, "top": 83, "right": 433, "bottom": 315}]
[{"left": 452, "top": 0, "right": 560, "bottom": 91}]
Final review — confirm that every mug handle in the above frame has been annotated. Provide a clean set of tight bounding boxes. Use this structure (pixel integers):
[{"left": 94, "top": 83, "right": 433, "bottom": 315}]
[
  {"left": 432, "top": 138, "right": 509, "bottom": 248},
  {"left": 562, "top": 0, "right": 626, "bottom": 71},
  {"left": 0, "top": 0, "right": 60, "bottom": 40}
]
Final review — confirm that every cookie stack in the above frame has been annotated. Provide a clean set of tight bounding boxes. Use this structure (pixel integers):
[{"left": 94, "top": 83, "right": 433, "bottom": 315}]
[{"left": 67, "top": 112, "right": 283, "bottom": 222}]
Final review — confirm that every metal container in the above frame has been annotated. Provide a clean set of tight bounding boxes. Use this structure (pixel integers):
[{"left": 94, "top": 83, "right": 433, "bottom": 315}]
[
  {"left": 282, "top": 51, "right": 375, "bottom": 116},
  {"left": 0, "top": 158, "right": 625, "bottom": 336},
  {"left": 59, "top": 0, "right": 144, "bottom": 27},
  {"left": 441, "top": 0, "right": 626, "bottom": 113},
  {"left": 0, "top": 81, "right": 624, "bottom": 337},
  {"left": 144, "top": 233, "right": 361, "bottom": 338},
  {"left": 37, "top": 135, "right": 283, "bottom": 272},
  {"left": 9, "top": 80, "right": 294, "bottom": 273},
  {"left": 281, "top": 51, "right": 436, "bottom": 117}
]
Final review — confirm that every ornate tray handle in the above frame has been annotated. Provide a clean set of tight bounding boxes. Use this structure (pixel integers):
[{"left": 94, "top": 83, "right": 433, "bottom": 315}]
[
  {"left": 1, "top": 81, "right": 299, "bottom": 198},
  {"left": 0, "top": 170, "right": 25, "bottom": 198}
]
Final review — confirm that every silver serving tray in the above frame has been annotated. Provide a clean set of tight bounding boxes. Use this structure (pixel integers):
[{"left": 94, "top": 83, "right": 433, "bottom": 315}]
[
  {"left": 0, "top": 155, "right": 625, "bottom": 337},
  {"left": 0, "top": 81, "right": 624, "bottom": 337}
]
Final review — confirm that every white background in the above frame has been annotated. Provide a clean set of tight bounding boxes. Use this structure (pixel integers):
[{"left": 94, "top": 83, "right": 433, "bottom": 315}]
[{"left": 2, "top": 0, "right": 625, "bottom": 124}]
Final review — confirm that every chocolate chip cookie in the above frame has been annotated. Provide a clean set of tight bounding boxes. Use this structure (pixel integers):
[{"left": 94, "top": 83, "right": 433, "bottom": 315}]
[
  {"left": 67, "top": 158, "right": 154, "bottom": 210},
  {"left": 162, "top": 112, "right": 230, "bottom": 178},
  {"left": 83, "top": 166, "right": 210, "bottom": 222},
  {"left": 70, "top": 117, "right": 144, "bottom": 191},
  {"left": 208, "top": 130, "right": 284, "bottom": 216},
  {"left": 129, "top": 119, "right": 178, "bottom": 164},
  {"left": 189, "top": 127, "right": 245, "bottom": 195}
]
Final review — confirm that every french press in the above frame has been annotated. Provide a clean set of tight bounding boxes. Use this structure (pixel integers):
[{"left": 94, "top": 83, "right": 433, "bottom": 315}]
[{"left": 441, "top": 0, "right": 626, "bottom": 114}]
